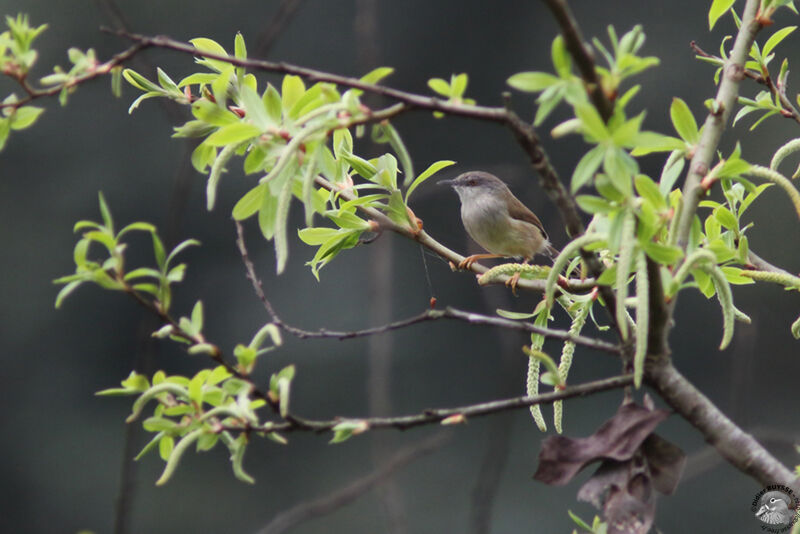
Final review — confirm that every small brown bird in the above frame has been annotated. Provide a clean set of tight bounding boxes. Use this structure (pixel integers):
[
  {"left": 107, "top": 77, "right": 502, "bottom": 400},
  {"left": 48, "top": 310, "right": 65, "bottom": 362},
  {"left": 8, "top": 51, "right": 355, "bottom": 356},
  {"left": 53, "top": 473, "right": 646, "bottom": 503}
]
[{"left": 440, "top": 171, "right": 558, "bottom": 291}]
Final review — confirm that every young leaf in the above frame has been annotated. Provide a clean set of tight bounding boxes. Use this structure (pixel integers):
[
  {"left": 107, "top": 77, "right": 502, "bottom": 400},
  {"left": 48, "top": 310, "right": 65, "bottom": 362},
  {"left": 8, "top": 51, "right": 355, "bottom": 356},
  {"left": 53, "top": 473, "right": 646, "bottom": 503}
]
[
  {"left": 709, "top": 0, "right": 736, "bottom": 29},
  {"left": 406, "top": 160, "right": 456, "bottom": 201},
  {"left": 670, "top": 98, "right": 699, "bottom": 145}
]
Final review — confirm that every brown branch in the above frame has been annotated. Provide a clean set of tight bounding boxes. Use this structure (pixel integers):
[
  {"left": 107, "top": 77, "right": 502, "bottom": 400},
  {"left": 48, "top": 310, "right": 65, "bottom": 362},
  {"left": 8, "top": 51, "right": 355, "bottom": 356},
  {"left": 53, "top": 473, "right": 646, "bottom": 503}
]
[
  {"left": 646, "top": 360, "right": 800, "bottom": 493},
  {"left": 256, "top": 432, "right": 448, "bottom": 534},
  {"left": 540, "top": 0, "right": 613, "bottom": 121},
  {"left": 0, "top": 42, "right": 145, "bottom": 111},
  {"left": 234, "top": 374, "right": 635, "bottom": 433},
  {"left": 234, "top": 220, "right": 619, "bottom": 353}
]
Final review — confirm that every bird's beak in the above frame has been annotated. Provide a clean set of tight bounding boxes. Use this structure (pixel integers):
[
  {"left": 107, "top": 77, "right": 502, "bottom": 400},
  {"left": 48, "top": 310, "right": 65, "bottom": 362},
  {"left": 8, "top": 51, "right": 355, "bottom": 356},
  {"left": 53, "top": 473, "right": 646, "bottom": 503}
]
[{"left": 438, "top": 179, "right": 455, "bottom": 187}]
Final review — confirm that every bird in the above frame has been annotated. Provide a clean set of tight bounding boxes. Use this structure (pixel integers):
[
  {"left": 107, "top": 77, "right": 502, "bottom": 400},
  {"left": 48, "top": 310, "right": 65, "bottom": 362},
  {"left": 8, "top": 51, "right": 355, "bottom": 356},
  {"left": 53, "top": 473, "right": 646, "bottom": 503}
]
[{"left": 440, "top": 171, "right": 558, "bottom": 292}]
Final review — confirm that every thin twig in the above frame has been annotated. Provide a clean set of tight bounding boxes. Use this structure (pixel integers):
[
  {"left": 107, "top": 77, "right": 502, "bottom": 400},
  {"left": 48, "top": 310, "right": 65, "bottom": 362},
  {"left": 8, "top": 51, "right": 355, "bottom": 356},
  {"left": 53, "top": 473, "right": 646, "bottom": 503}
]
[
  {"left": 690, "top": 40, "right": 800, "bottom": 125},
  {"left": 540, "top": 0, "right": 613, "bottom": 121},
  {"left": 0, "top": 42, "right": 145, "bottom": 111},
  {"left": 230, "top": 374, "right": 635, "bottom": 433},
  {"left": 256, "top": 432, "right": 448, "bottom": 534},
  {"left": 234, "top": 221, "right": 619, "bottom": 353}
]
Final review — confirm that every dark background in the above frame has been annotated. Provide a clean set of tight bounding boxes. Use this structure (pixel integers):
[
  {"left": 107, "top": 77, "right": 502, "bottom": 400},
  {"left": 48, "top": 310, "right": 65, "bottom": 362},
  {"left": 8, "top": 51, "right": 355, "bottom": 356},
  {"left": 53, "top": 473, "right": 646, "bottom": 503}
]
[{"left": 1, "top": 1, "right": 799, "bottom": 533}]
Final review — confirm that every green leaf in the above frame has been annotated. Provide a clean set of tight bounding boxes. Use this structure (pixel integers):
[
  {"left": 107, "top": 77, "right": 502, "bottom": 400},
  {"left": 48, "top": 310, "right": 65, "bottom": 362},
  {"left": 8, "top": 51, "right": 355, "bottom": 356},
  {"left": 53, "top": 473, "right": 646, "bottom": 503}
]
[
  {"left": 191, "top": 143, "right": 216, "bottom": 173},
  {"left": 571, "top": 145, "right": 606, "bottom": 192},
  {"left": 713, "top": 206, "right": 738, "bottom": 230},
  {"left": 281, "top": 75, "right": 306, "bottom": 111},
  {"left": 629, "top": 132, "right": 685, "bottom": 156},
  {"left": 721, "top": 266, "right": 756, "bottom": 285},
  {"left": 298, "top": 227, "right": 339, "bottom": 245},
  {"left": 263, "top": 84, "right": 282, "bottom": 123},
  {"left": 634, "top": 174, "right": 666, "bottom": 209},
  {"left": 603, "top": 147, "right": 634, "bottom": 197},
  {"left": 551, "top": 35, "right": 572, "bottom": 78},
  {"left": 643, "top": 242, "right": 683, "bottom": 265},
  {"left": 451, "top": 73, "right": 468, "bottom": 97},
  {"left": 496, "top": 309, "right": 537, "bottom": 320},
  {"left": 273, "top": 171, "right": 295, "bottom": 274},
  {"left": 239, "top": 85, "right": 271, "bottom": 129},
  {"left": 122, "top": 68, "right": 161, "bottom": 93},
  {"left": 342, "top": 153, "right": 378, "bottom": 179},
  {"left": 507, "top": 72, "right": 560, "bottom": 92},
  {"left": 54, "top": 280, "right": 84, "bottom": 309},
  {"left": 575, "top": 194, "right": 614, "bottom": 214},
  {"left": 97, "top": 191, "right": 114, "bottom": 232},
  {"left": 709, "top": 0, "right": 736, "bottom": 29},
  {"left": 574, "top": 102, "right": 609, "bottom": 142},
  {"left": 257, "top": 182, "right": 280, "bottom": 239},
  {"left": 670, "top": 98, "right": 699, "bottom": 144},
  {"left": 763, "top": 26, "right": 796, "bottom": 59},
  {"left": 406, "top": 160, "right": 456, "bottom": 202},
  {"left": 427, "top": 78, "right": 450, "bottom": 96},
  {"left": 234, "top": 31, "right": 247, "bottom": 60},
  {"left": 9, "top": 106, "right": 44, "bottom": 130},
  {"left": 156, "top": 67, "right": 179, "bottom": 94},
  {"left": 192, "top": 99, "right": 239, "bottom": 126},
  {"left": 359, "top": 66, "right": 394, "bottom": 85},
  {"left": 189, "top": 37, "right": 230, "bottom": 72},
  {"left": 204, "top": 122, "right": 260, "bottom": 146}
]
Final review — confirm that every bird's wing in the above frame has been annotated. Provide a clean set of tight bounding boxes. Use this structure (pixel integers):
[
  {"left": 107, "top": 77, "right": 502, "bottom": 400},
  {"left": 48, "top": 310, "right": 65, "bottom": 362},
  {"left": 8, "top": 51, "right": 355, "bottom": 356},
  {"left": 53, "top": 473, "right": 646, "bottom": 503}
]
[{"left": 506, "top": 195, "right": 549, "bottom": 240}]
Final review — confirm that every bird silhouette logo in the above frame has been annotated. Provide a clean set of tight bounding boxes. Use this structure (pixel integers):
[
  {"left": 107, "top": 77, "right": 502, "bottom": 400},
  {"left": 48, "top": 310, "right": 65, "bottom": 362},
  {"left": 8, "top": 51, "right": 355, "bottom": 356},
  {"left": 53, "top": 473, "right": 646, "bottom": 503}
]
[{"left": 753, "top": 489, "right": 797, "bottom": 528}]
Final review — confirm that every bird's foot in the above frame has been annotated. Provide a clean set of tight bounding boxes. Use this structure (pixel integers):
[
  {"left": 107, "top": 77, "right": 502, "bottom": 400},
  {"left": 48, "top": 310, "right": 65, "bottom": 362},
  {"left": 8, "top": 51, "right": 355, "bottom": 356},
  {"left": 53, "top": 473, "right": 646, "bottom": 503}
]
[{"left": 505, "top": 270, "right": 522, "bottom": 296}]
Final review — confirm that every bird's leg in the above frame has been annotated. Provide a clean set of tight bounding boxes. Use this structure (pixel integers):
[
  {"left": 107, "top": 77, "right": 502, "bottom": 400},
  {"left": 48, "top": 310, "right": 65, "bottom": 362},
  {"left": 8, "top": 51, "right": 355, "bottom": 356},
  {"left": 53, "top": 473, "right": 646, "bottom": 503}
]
[
  {"left": 505, "top": 259, "right": 529, "bottom": 296},
  {"left": 458, "top": 253, "right": 503, "bottom": 270}
]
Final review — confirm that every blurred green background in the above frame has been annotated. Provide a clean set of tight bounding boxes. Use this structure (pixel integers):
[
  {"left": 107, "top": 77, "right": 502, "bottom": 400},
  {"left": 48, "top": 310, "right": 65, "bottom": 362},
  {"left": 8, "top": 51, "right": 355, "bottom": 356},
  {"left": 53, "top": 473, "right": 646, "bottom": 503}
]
[{"left": 1, "top": 1, "right": 799, "bottom": 533}]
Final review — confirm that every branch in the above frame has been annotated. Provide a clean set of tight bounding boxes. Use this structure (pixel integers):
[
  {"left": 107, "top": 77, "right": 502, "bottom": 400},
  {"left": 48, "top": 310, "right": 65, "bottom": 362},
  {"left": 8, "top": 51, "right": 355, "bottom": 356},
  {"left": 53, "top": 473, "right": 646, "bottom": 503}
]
[
  {"left": 646, "top": 360, "right": 800, "bottom": 493},
  {"left": 256, "top": 432, "right": 449, "bottom": 534},
  {"left": 540, "top": 0, "right": 613, "bottom": 121},
  {"left": 748, "top": 249, "right": 795, "bottom": 277},
  {"left": 234, "top": 220, "right": 619, "bottom": 353},
  {"left": 0, "top": 42, "right": 145, "bottom": 111},
  {"left": 674, "top": 0, "right": 763, "bottom": 249},
  {"left": 235, "top": 374, "right": 635, "bottom": 433}
]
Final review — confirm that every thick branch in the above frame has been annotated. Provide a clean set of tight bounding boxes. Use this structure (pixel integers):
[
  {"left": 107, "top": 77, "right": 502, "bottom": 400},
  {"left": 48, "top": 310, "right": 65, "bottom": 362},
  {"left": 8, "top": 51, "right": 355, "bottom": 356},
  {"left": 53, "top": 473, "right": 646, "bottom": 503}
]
[
  {"left": 675, "top": 0, "right": 763, "bottom": 249},
  {"left": 646, "top": 360, "right": 799, "bottom": 493}
]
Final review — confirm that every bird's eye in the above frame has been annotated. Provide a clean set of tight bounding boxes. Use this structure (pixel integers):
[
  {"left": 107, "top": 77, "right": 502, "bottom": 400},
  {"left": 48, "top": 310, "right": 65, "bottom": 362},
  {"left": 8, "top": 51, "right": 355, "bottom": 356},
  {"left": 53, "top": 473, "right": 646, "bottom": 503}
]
[{"left": 467, "top": 179, "right": 476, "bottom": 186}]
